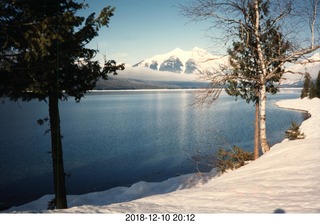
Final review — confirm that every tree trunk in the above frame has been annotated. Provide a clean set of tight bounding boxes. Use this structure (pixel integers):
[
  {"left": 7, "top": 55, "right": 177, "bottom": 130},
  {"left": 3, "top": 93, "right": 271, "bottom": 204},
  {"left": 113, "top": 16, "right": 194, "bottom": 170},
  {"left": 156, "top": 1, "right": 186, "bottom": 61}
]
[
  {"left": 254, "top": 101, "right": 260, "bottom": 160},
  {"left": 310, "top": 0, "right": 318, "bottom": 48},
  {"left": 48, "top": 88, "right": 68, "bottom": 209},
  {"left": 259, "top": 84, "right": 270, "bottom": 153},
  {"left": 254, "top": 0, "right": 270, "bottom": 154}
]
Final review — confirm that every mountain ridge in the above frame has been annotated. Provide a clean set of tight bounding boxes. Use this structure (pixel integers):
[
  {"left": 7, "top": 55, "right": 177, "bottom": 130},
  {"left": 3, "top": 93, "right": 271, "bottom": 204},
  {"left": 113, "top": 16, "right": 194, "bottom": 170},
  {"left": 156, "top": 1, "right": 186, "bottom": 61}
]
[
  {"left": 133, "top": 47, "right": 228, "bottom": 74},
  {"left": 133, "top": 47, "right": 320, "bottom": 87}
]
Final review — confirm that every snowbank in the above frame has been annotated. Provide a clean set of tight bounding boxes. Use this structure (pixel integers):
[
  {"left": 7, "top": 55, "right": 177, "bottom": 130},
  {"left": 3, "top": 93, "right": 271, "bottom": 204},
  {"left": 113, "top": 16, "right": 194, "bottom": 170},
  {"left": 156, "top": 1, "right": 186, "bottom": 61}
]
[
  {"left": 3, "top": 98, "right": 320, "bottom": 214},
  {"left": 276, "top": 97, "right": 320, "bottom": 139}
]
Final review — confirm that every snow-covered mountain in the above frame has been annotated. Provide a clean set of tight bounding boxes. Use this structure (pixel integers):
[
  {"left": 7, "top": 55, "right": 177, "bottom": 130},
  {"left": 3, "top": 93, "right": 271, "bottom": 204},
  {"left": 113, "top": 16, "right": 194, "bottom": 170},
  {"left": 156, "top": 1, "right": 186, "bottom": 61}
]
[
  {"left": 132, "top": 47, "right": 320, "bottom": 87},
  {"left": 133, "top": 47, "right": 228, "bottom": 75},
  {"left": 282, "top": 53, "right": 320, "bottom": 86}
]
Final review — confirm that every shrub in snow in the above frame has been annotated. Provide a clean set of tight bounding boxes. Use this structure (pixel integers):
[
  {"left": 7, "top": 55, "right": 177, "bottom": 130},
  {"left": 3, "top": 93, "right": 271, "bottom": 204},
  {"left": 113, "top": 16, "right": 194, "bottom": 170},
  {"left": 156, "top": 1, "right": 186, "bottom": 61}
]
[
  {"left": 215, "top": 146, "right": 254, "bottom": 174},
  {"left": 285, "top": 121, "right": 305, "bottom": 140}
]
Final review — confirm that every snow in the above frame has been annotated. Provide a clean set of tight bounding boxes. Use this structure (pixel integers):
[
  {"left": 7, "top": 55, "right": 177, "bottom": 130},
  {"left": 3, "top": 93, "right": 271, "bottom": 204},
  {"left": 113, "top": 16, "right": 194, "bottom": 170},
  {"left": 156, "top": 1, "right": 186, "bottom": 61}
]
[
  {"left": 282, "top": 53, "right": 320, "bottom": 85},
  {"left": 131, "top": 48, "right": 320, "bottom": 87},
  {"left": 2, "top": 97, "right": 320, "bottom": 221},
  {"left": 276, "top": 98, "right": 320, "bottom": 139},
  {"left": 134, "top": 47, "right": 228, "bottom": 74}
]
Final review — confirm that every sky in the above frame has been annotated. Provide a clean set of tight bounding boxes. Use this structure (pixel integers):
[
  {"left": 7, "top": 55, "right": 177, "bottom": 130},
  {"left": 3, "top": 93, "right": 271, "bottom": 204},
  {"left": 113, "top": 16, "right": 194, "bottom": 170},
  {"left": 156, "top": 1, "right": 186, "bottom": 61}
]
[
  {"left": 78, "top": 1, "right": 318, "bottom": 67},
  {"left": 79, "top": 0, "right": 214, "bottom": 65}
]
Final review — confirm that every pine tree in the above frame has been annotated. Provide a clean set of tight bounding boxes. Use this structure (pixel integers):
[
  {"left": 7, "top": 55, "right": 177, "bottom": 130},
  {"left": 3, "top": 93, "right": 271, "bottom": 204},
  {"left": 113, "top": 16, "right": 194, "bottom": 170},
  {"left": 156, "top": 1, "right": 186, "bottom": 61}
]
[
  {"left": 309, "top": 80, "right": 317, "bottom": 99},
  {"left": 316, "top": 71, "right": 320, "bottom": 98},
  {"left": 182, "top": 0, "right": 320, "bottom": 156},
  {"left": 0, "top": 0, "right": 124, "bottom": 209},
  {"left": 215, "top": 146, "right": 254, "bottom": 173},
  {"left": 301, "top": 72, "right": 311, "bottom": 98},
  {"left": 226, "top": 1, "right": 289, "bottom": 157},
  {"left": 285, "top": 122, "right": 305, "bottom": 140}
]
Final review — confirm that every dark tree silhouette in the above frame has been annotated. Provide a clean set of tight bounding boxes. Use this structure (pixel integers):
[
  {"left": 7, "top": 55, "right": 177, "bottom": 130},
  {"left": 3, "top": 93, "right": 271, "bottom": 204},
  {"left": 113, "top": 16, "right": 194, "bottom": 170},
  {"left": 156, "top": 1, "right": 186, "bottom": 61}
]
[{"left": 0, "top": 0, "right": 124, "bottom": 209}]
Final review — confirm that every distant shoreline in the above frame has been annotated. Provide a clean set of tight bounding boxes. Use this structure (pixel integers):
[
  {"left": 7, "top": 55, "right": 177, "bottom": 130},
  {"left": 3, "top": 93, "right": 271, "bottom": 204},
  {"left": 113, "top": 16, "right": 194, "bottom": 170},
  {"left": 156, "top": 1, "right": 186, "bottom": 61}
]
[
  {"left": 275, "top": 99, "right": 311, "bottom": 119},
  {"left": 89, "top": 88, "right": 201, "bottom": 93},
  {"left": 89, "top": 87, "right": 302, "bottom": 93}
]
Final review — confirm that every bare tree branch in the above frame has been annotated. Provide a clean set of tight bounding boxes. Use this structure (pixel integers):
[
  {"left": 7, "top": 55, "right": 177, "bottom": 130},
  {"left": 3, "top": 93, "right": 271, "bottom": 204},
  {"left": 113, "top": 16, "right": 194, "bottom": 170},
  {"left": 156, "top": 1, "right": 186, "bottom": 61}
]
[{"left": 181, "top": 0, "right": 320, "bottom": 155}]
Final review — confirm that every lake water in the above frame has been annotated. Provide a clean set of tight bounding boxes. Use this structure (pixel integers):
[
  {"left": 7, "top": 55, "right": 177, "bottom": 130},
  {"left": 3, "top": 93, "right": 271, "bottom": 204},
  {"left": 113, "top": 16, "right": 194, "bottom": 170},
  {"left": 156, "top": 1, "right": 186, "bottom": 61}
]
[{"left": 0, "top": 89, "right": 305, "bottom": 210}]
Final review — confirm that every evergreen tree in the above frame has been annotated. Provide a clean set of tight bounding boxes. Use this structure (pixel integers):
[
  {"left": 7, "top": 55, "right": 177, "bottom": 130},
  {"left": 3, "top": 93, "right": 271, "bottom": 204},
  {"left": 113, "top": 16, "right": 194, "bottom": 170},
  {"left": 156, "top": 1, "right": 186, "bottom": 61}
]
[
  {"left": 301, "top": 73, "right": 311, "bottom": 98},
  {"left": 285, "top": 122, "right": 305, "bottom": 140},
  {"left": 316, "top": 71, "right": 320, "bottom": 98},
  {"left": 182, "top": 0, "right": 320, "bottom": 155},
  {"left": 0, "top": 0, "right": 124, "bottom": 209},
  {"left": 215, "top": 146, "right": 254, "bottom": 173},
  {"left": 226, "top": 1, "right": 289, "bottom": 157},
  {"left": 226, "top": 28, "right": 261, "bottom": 159},
  {"left": 309, "top": 80, "right": 317, "bottom": 99}
]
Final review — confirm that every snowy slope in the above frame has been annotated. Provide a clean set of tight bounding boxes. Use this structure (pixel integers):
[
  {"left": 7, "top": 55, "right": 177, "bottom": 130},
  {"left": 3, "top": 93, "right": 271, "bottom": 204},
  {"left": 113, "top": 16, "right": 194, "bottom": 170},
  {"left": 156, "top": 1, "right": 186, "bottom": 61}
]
[
  {"left": 5, "top": 98, "right": 320, "bottom": 214},
  {"left": 67, "top": 98, "right": 320, "bottom": 214}
]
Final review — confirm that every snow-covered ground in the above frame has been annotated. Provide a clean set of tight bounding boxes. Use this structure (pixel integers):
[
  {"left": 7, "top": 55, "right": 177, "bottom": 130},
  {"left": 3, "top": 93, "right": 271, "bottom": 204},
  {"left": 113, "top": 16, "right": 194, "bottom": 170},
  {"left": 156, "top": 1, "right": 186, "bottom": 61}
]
[{"left": 2, "top": 97, "right": 320, "bottom": 221}]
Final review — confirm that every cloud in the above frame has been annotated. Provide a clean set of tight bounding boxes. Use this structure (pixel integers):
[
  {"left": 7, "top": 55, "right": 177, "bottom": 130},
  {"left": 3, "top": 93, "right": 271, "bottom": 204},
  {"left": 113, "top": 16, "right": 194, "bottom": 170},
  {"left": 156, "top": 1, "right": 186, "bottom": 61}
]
[{"left": 117, "top": 66, "right": 202, "bottom": 82}]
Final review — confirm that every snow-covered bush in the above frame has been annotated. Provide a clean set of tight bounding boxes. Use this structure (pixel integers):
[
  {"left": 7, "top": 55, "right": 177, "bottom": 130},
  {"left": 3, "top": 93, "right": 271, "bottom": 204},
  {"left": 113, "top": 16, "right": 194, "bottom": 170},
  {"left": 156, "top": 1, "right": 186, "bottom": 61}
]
[
  {"left": 285, "top": 122, "right": 305, "bottom": 140},
  {"left": 215, "top": 146, "right": 254, "bottom": 174}
]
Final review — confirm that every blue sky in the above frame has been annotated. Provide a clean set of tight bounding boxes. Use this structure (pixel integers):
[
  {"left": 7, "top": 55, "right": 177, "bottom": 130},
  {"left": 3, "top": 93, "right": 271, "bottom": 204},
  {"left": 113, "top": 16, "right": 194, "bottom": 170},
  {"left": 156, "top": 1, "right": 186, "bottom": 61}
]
[{"left": 80, "top": 0, "right": 213, "bottom": 65}]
